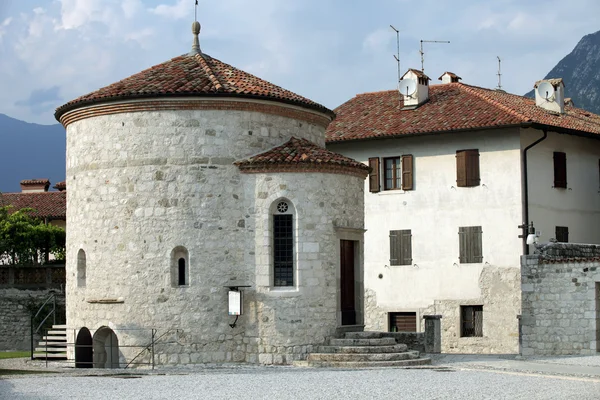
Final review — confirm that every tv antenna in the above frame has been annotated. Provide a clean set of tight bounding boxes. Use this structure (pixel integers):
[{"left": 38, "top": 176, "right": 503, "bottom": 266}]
[
  {"left": 496, "top": 56, "right": 502, "bottom": 90},
  {"left": 390, "top": 25, "right": 401, "bottom": 85},
  {"left": 420, "top": 39, "right": 450, "bottom": 72}
]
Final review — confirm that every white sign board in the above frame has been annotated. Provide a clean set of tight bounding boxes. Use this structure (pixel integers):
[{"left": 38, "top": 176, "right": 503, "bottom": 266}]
[{"left": 228, "top": 290, "right": 242, "bottom": 316}]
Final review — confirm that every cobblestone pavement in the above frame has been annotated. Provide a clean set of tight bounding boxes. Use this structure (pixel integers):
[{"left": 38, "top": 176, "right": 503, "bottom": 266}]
[{"left": 2, "top": 355, "right": 600, "bottom": 400}]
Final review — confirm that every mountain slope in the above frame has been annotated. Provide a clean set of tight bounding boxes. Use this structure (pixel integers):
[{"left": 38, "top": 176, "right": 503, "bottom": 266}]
[
  {"left": 0, "top": 114, "right": 65, "bottom": 193},
  {"left": 525, "top": 30, "right": 600, "bottom": 114}
]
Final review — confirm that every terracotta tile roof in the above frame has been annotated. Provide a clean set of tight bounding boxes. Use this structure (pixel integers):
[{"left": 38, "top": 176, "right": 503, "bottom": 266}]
[
  {"left": 53, "top": 181, "right": 66, "bottom": 191},
  {"left": 0, "top": 191, "right": 66, "bottom": 219},
  {"left": 534, "top": 78, "right": 564, "bottom": 88},
  {"left": 20, "top": 179, "right": 50, "bottom": 186},
  {"left": 325, "top": 83, "right": 600, "bottom": 143},
  {"left": 235, "top": 137, "right": 370, "bottom": 175},
  {"left": 55, "top": 53, "right": 333, "bottom": 120}
]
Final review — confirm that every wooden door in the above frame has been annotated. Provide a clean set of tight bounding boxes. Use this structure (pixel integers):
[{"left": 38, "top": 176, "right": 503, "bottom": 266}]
[{"left": 340, "top": 240, "right": 356, "bottom": 325}]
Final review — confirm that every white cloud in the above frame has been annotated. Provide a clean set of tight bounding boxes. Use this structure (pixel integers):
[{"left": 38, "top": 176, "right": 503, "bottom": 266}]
[
  {"left": 122, "top": 0, "right": 143, "bottom": 19},
  {"left": 149, "top": 0, "right": 190, "bottom": 20},
  {"left": 363, "top": 28, "right": 393, "bottom": 53},
  {"left": 0, "top": 16, "right": 12, "bottom": 41}
]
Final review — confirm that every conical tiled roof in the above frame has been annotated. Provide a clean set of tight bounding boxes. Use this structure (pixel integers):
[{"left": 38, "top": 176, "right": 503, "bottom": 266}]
[
  {"left": 55, "top": 53, "right": 333, "bottom": 120},
  {"left": 235, "top": 137, "right": 369, "bottom": 177}
]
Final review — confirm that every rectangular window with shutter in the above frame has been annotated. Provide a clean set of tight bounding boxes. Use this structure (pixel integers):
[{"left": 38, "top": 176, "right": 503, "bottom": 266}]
[
  {"left": 368, "top": 157, "right": 380, "bottom": 193},
  {"left": 459, "top": 226, "right": 483, "bottom": 263},
  {"left": 389, "top": 312, "right": 417, "bottom": 332},
  {"left": 379, "top": 155, "right": 414, "bottom": 191},
  {"left": 556, "top": 226, "right": 569, "bottom": 243},
  {"left": 553, "top": 151, "right": 567, "bottom": 188},
  {"left": 456, "top": 149, "right": 480, "bottom": 187},
  {"left": 390, "top": 229, "right": 412, "bottom": 266},
  {"left": 461, "top": 305, "right": 483, "bottom": 337}
]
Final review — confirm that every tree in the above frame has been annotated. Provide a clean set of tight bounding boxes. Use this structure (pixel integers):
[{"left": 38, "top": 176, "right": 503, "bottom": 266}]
[{"left": 0, "top": 206, "right": 66, "bottom": 266}]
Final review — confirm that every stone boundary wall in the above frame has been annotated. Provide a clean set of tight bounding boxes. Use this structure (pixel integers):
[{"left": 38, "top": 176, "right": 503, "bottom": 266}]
[
  {"left": 0, "top": 265, "right": 66, "bottom": 289},
  {"left": 521, "top": 243, "right": 600, "bottom": 356},
  {"left": 0, "top": 288, "right": 66, "bottom": 351}
]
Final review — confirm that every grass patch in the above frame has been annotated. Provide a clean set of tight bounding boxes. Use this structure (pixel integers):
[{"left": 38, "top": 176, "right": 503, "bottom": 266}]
[{"left": 0, "top": 352, "right": 30, "bottom": 360}]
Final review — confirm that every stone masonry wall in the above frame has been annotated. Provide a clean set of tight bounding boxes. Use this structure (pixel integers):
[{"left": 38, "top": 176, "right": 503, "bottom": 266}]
[
  {"left": 0, "top": 288, "right": 65, "bottom": 351},
  {"left": 521, "top": 243, "right": 600, "bottom": 356}
]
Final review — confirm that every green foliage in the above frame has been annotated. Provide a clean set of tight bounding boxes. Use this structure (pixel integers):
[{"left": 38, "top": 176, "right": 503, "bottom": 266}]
[{"left": 0, "top": 206, "right": 66, "bottom": 266}]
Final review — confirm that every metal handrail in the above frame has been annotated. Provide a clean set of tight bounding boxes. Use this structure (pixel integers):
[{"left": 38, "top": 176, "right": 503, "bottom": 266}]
[
  {"left": 124, "top": 329, "right": 181, "bottom": 369},
  {"left": 30, "top": 292, "right": 63, "bottom": 360}
]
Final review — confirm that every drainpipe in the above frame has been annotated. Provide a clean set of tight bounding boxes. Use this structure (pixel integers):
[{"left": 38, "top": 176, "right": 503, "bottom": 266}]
[{"left": 522, "top": 128, "right": 547, "bottom": 255}]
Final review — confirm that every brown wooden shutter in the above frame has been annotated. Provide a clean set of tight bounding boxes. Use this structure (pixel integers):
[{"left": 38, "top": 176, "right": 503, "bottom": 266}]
[
  {"left": 389, "top": 230, "right": 400, "bottom": 265},
  {"left": 368, "top": 157, "right": 380, "bottom": 193},
  {"left": 401, "top": 155, "right": 414, "bottom": 190},
  {"left": 459, "top": 226, "right": 483, "bottom": 263},
  {"left": 456, "top": 151, "right": 467, "bottom": 187},
  {"left": 390, "top": 230, "right": 412, "bottom": 266},
  {"left": 553, "top": 152, "right": 567, "bottom": 188},
  {"left": 465, "top": 150, "right": 480, "bottom": 187},
  {"left": 389, "top": 312, "right": 417, "bottom": 332}
]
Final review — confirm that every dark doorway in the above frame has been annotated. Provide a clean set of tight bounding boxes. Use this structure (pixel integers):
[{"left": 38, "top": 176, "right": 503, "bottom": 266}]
[
  {"left": 75, "top": 327, "right": 93, "bottom": 368},
  {"left": 340, "top": 240, "right": 356, "bottom": 325}
]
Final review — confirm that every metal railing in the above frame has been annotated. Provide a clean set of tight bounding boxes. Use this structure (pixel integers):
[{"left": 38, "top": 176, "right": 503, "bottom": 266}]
[{"left": 30, "top": 292, "right": 65, "bottom": 360}]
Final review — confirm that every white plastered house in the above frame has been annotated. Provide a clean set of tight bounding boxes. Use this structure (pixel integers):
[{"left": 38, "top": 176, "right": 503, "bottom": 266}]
[{"left": 326, "top": 70, "right": 600, "bottom": 353}]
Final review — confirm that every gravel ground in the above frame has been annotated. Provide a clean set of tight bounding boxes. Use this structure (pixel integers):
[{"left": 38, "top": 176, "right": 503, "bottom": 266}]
[{"left": 2, "top": 366, "right": 600, "bottom": 400}]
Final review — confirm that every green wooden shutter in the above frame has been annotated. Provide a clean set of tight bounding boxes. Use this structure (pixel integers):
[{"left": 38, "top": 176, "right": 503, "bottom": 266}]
[
  {"left": 401, "top": 230, "right": 412, "bottom": 265},
  {"left": 553, "top": 152, "right": 567, "bottom": 188},
  {"left": 401, "top": 155, "right": 414, "bottom": 190},
  {"left": 389, "top": 230, "right": 400, "bottom": 265},
  {"left": 369, "top": 157, "right": 380, "bottom": 193},
  {"left": 459, "top": 226, "right": 482, "bottom": 263}
]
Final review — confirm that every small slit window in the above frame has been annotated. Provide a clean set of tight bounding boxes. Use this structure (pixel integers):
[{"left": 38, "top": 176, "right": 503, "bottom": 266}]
[
  {"left": 171, "top": 247, "right": 189, "bottom": 287},
  {"left": 77, "top": 249, "right": 86, "bottom": 288}
]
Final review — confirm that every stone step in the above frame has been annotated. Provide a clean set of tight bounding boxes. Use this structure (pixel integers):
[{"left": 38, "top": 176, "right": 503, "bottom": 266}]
[
  {"left": 32, "top": 352, "right": 67, "bottom": 360},
  {"left": 329, "top": 337, "right": 397, "bottom": 346},
  {"left": 37, "top": 341, "right": 68, "bottom": 347},
  {"left": 308, "top": 351, "right": 420, "bottom": 363},
  {"left": 42, "top": 336, "right": 67, "bottom": 341},
  {"left": 52, "top": 325, "right": 67, "bottom": 329},
  {"left": 307, "top": 357, "right": 431, "bottom": 368},
  {"left": 317, "top": 344, "right": 408, "bottom": 354},
  {"left": 35, "top": 347, "right": 67, "bottom": 353},
  {"left": 344, "top": 331, "right": 384, "bottom": 339},
  {"left": 47, "top": 330, "right": 67, "bottom": 336}
]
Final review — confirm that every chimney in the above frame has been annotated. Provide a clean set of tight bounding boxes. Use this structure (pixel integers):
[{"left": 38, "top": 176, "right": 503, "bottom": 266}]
[
  {"left": 20, "top": 179, "right": 50, "bottom": 193},
  {"left": 53, "top": 181, "right": 66, "bottom": 191},
  {"left": 534, "top": 78, "right": 565, "bottom": 114},
  {"left": 438, "top": 72, "right": 462, "bottom": 84},
  {"left": 398, "top": 68, "right": 431, "bottom": 109}
]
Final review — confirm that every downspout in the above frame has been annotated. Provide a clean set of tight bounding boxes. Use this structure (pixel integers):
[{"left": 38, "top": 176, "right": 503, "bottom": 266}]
[{"left": 522, "top": 128, "right": 548, "bottom": 255}]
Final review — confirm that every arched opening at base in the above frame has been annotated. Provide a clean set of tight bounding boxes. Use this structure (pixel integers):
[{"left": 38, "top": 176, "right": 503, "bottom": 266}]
[
  {"left": 92, "top": 327, "right": 119, "bottom": 368},
  {"left": 75, "top": 327, "right": 93, "bottom": 368}
]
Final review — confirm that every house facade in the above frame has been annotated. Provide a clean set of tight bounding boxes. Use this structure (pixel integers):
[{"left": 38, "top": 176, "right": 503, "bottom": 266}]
[{"left": 326, "top": 71, "right": 600, "bottom": 353}]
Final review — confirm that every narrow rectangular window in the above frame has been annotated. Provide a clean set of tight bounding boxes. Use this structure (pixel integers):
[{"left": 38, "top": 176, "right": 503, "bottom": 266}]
[
  {"left": 556, "top": 226, "right": 569, "bottom": 243},
  {"left": 274, "top": 214, "right": 293, "bottom": 286},
  {"left": 461, "top": 305, "right": 483, "bottom": 337},
  {"left": 459, "top": 226, "right": 483, "bottom": 263},
  {"left": 178, "top": 258, "right": 186, "bottom": 286},
  {"left": 384, "top": 157, "right": 401, "bottom": 190},
  {"left": 389, "top": 312, "right": 417, "bottom": 332},
  {"left": 553, "top": 151, "right": 567, "bottom": 188},
  {"left": 389, "top": 229, "right": 412, "bottom": 266},
  {"left": 368, "top": 157, "right": 380, "bottom": 193},
  {"left": 456, "top": 149, "right": 480, "bottom": 187},
  {"left": 401, "top": 154, "right": 414, "bottom": 190}
]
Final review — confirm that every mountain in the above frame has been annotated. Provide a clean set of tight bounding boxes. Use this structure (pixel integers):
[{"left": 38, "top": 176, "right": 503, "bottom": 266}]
[
  {"left": 0, "top": 114, "right": 65, "bottom": 193},
  {"left": 525, "top": 30, "right": 600, "bottom": 114}
]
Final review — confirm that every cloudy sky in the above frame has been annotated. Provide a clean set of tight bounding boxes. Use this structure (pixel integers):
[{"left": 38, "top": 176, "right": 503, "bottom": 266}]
[{"left": 1, "top": 0, "right": 599, "bottom": 125}]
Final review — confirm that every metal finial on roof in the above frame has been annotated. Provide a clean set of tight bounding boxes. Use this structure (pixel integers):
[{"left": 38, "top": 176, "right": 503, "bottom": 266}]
[{"left": 189, "top": 1, "right": 202, "bottom": 56}]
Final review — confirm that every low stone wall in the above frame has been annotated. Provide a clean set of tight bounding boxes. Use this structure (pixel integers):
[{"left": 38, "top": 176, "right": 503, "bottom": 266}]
[
  {"left": 521, "top": 243, "right": 600, "bottom": 356},
  {"left": 380, "top": 332, "right": 425, "bottom": 353},
  {"left": 0, "top": 266, "right": 66, "bottom": 351}
]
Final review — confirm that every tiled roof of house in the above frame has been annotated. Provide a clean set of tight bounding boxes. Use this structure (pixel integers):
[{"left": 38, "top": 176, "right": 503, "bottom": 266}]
[
  {"left": 55, "top": 53, "right": 333, "bottom": 120},
  {"left": 20, "top": 179, "right": 50, "bottom": 186},
  {"left": 235, "top": 137, "right": 370, "bottom": 176},
  {"left": 0, "top": 192, "right": 66, "bottom": 219},
  {"left": 325, "top": 83, "right": 600, "bottom": 143},
  {"left": 53, "top": 181, "right": 66, "bottom": 191}
]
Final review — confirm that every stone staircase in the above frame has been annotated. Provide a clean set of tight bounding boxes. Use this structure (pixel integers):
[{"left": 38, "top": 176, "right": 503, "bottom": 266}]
[
  {"left": 306, "top": 331, "right": 431, "bottom": 368},
  {"left": 32, "top": 324, "right": 68, "bottom": 360}
]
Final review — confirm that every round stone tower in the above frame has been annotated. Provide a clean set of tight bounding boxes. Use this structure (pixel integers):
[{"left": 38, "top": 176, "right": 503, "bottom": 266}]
[{"left": 55, "top": 23, "right": 368, "bottom": 367}]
